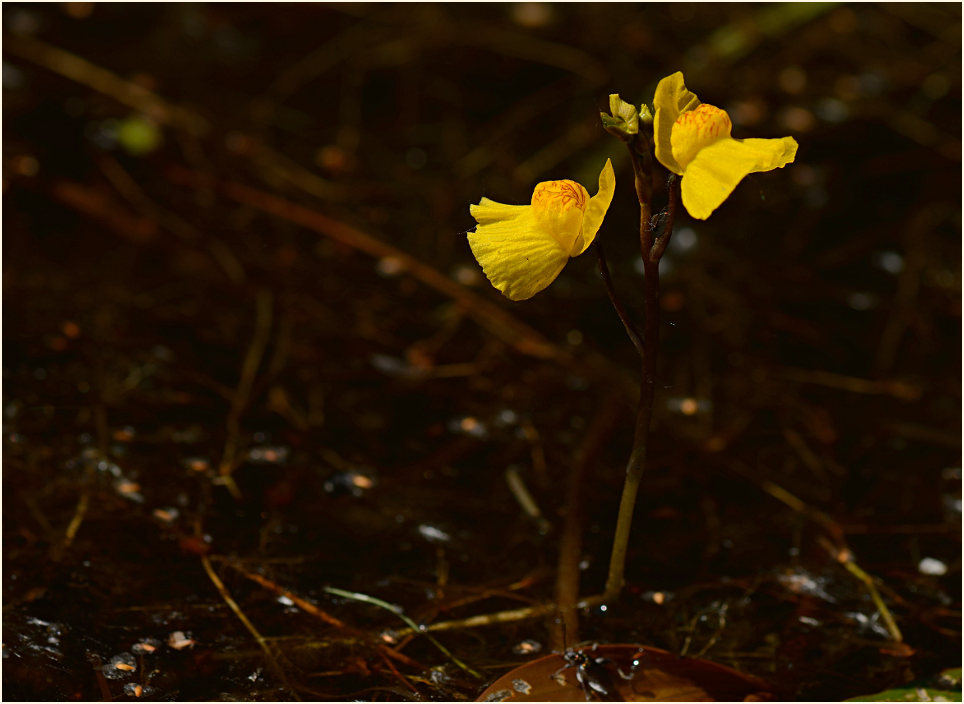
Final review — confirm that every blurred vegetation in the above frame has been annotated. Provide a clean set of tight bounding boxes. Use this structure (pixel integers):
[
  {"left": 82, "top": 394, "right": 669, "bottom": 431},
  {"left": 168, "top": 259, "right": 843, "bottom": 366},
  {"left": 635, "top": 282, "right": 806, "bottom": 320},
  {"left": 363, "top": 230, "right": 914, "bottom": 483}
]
[{"left": 3, "top": 3, "right": 960, "bottom": 701}]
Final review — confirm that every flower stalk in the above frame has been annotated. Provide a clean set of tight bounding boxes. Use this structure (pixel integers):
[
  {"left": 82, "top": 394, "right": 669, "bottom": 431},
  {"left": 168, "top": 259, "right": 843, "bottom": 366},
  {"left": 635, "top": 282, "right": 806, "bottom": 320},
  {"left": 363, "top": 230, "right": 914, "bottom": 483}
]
[{"left": 594, "top": 129, "right": 678, "bottom": 605}]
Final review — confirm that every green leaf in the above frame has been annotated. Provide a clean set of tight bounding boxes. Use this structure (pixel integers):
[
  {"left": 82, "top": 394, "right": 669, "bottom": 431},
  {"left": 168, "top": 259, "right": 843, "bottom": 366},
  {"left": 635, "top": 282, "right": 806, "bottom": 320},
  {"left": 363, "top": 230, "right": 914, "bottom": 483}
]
[{"left": 845, "top": 668, "right": 963, "bottom": 702}]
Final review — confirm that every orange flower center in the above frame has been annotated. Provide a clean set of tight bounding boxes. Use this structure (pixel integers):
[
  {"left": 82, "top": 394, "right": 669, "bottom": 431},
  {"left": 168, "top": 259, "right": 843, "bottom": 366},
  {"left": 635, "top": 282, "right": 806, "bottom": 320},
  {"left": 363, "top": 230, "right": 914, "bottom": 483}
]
[
  {"left": 671, "top": 103, "right": 733, "bottom": 170},
  {"left": 531, "top": 179, "right": 588, "bottom": 213},
  {"left": 530, "top": 179, "right": 590, "bottom": 252}
]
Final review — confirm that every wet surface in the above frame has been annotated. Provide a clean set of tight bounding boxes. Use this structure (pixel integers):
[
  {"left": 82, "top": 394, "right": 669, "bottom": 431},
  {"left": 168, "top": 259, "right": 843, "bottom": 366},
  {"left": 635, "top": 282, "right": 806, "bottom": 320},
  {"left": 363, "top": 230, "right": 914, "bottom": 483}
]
[
  {"left": 477, "top": 644, "right": 776, "bottom": 701},
  {"left": 3, "top": 3, "right": 961, "bottom": 701}
]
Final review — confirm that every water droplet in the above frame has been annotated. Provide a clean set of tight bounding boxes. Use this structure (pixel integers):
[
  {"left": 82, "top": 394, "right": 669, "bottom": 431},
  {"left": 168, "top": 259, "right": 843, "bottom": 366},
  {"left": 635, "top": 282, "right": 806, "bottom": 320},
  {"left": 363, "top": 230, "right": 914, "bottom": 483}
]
[
  {"left": 673, "top": 227, "right": 698, "bottom": 252},
  {"left": 512, "top": 639, "right": 542, "bottom": 655},
  {"left": 918, "top": 557, "right": 947, "bottom": 576},
  {"left": 447, "top": 416, "right": 487, "bottom": 438},
  {"left": 123, "top": 682, "right": 153, "bottom": 697},
  {"left": 417, "top": 524, "right": 451, "bottom": 544},
  {"left": 512, "top": 678, "right": 533, "bottom": 694},
  {"left": 324, "top": 469, "right": 375, "bottom": 497},
  {"left": 376, "top": 256, "right": 407, "bottom": 277},
  {"left": 167, "top": 631, "right": 196, "bottom": 650},
  {"left": 873, "top": 250, "right": 904, "bottom": 274},
  {"left": 103, "top": 652, "right": 136, "bottom": 679},
  {"left": 131, "top": 639, "right": 161, "bottom": 655},
  {"left": 846, "top": 291, "right": 876, "bottom": 311},
  {"left": 246, "top": 445, "right": 289, "bottom": 464}
]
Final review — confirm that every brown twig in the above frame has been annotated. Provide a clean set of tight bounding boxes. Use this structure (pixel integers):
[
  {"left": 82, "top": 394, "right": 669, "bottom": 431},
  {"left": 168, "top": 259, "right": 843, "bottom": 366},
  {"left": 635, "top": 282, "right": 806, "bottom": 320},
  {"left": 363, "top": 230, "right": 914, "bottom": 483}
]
[
  {"left": 820, "top": 539, "right": 904, "bottom": 643},
  {"left": 734, "top": 466, "right": 904, "bottom": 643},
  {"left": 551, "top": 394, "right": 625, "bottom": 652},
  {"left": 775, "top": 367, "right": 921, "bottom": 401},
  {"left": 220, "top": 560, "right": 350, "bottom": 631},
  {"left": 200, "top": 553, "right": 298, "bottom": 698},
  {"left": 166, "top": 166, "right": 561, "bottom": 361},
  {"left": 4, "top": 34, "right": 208, "bottom": 135},
  {"left": 89, "top": 654, "right": 114, "bottom": 701},
  {"left": 376, "top": 648, "right": 421, "bottom": 698},
  {"left": 50, "top": 181, "right": 158, "bottom": 244},
  {"left": 217, "top": 288, "right": 274, "bottom": 499},
  {"left": 97, "top": 155, "right": 246, "bottom": 284}
]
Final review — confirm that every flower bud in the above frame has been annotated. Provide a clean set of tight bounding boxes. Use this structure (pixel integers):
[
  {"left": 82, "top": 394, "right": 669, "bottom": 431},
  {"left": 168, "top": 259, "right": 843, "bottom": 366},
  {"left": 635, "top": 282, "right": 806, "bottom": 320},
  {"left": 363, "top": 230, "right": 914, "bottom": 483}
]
[{"left": 600, "top": 93, "right": 639, "bottom": 136}]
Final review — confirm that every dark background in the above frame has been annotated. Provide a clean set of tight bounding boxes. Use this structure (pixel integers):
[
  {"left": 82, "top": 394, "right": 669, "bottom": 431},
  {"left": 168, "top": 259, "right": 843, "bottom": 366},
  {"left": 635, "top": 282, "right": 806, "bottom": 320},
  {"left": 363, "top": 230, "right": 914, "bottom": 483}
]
[{"left": 3, "top": 3, "right": 960, "bottom": 701}]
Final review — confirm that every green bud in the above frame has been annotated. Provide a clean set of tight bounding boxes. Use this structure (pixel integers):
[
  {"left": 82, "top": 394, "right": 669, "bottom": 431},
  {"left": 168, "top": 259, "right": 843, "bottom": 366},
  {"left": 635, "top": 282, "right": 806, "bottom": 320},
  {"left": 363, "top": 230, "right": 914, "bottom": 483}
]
[
  {"left": 609, "top": 94, "right": 638, "bottom": 124},
  {"left": 639, "top": 104, "right": 653, "bottom": 125},
  {"left": 601, "top": 93, "right": 638, "bottom": 136}
]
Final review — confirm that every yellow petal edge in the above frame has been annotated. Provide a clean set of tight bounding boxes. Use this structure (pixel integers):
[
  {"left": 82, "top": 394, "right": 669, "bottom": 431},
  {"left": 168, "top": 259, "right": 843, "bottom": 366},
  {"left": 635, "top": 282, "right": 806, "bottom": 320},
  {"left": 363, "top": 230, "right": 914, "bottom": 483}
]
[
  {"left": 654, "top": 71, "right": 701, "bottom": 175},
  {"left": 681, "top": 136, "right": 798, "bottom": 220}
]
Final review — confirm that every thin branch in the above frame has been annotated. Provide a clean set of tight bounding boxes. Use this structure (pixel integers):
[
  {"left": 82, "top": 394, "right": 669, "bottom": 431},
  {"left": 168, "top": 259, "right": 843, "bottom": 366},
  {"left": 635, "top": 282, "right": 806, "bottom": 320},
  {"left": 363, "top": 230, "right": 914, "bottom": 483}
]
[
  {"left": 4, "top": 34, "right": 208, "bottom": 135},
  {"left": 551, "top": 395, "right": 624, "bottom": 652},
  {"left": 217, "top": 289, "right": 274, "bottom": 498},
  {"left": 221, "top": 560, "right": 350, "bottom": 631},
  {"left": 166, "top": 166, "right": 561, "bottom": 361},
  {"left": 321, "top": 586, "right": 483, "bottom": 680},
  {"left": 200, "top": 554, "right": 297, "bottom": 698},
  {"left": 595, "top": 242, "right": 644, "bottom": 358}
]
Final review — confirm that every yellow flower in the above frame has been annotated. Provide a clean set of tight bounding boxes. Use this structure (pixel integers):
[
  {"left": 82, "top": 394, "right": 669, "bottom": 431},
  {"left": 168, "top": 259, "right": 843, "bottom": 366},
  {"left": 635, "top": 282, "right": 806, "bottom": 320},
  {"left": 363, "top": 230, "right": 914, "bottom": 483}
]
[
  {"left": 468, "top": 159, "right": 615, "bottom": 301},
  {"left": 653, "top": 71, "right": 798, "bottom": 220}
]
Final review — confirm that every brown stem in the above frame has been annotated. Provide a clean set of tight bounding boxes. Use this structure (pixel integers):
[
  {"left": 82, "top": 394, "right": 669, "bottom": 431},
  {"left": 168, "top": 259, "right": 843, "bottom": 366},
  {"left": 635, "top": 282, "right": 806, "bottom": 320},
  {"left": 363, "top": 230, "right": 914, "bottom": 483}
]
[
  {"left": 650, "top": 175, "right": 680, "bottom": 262},
  {"left": 594, "top": 133, "right": 670, "bottom": 605}
]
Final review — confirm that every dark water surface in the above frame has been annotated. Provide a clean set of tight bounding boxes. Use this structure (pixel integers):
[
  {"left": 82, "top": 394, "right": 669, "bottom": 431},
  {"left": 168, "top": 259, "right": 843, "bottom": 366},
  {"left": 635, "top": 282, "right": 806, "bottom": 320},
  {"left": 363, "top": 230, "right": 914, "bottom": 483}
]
[{"left": 3, "top": 4, "right": 960, "bottom": 701}]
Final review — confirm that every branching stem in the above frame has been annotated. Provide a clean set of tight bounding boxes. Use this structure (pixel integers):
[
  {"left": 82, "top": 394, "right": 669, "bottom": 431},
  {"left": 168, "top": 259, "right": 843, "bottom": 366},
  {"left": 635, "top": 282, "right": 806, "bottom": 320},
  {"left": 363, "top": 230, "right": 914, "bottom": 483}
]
[{"left": 592, "top": 134, "right": 678, "bottom": 605}]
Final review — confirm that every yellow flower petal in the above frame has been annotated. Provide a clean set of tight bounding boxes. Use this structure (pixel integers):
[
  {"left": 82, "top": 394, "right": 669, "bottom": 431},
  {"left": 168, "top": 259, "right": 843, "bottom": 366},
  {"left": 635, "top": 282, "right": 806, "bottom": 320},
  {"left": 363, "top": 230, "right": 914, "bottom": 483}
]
[
  {"left": 467, "top": 207, "right": 570, "bottom": 301},
  {"left": 653, "top": 71, "right": 701, "bottom": 175},
  {"left": 740, "top": 136, "right": 799, "bottom": 174},
  {"left": 573, "top": 158, "right": 616, "bottom": 256},
  {"left": 470, "top": 197, "right": 528, "bottom": 225},
  {"left": 680, "top": 136, "right": 799, "bottom": 220}
]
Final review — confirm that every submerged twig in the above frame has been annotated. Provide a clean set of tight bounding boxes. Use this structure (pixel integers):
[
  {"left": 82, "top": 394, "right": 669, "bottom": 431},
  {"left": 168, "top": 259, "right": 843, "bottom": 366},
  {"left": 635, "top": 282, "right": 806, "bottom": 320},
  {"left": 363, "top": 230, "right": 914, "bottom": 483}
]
[
  {"left": 55, "top": 484, "right": 90, "bottom": 561},
  {"left": 775, "top": 367, "right": 921, "bottom": 401},
  {"left": 97, "top": 155, "right": 246, "bottom": 284},
  {"left": 322, "top": 586, "right": 483, "bottom": 680},
  {"left": 551, "top": 394, "right": 624, "bottom": 652},
  {"left": 165, "top": 167, "right": 561, "bottom": 361},
  {"left": 505, "top": 467, "right": 552, "bottom": 535},
  {"left": 741, "top": 468, "right": 904, "bottom": 643},
  {"left": 217, "top": 288, "right": 274, "bottom": 499},
  {"left": 825, "top": 542, "right": 904, "bottom": 643},
  {"left": 376, "top": 648, "right": 421, "bottom": 698},
  {"left": 392, "top": 602, "right": 557, "bottom": 635},
  {"left": 220, "top": 560, "right": 350, "bottom": 630},
  {"left": 200, "top": 554, "right": 297, "bottom": 698},
  {"left": 4, "top": 34, "right": 208, "bottom": 135}
]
